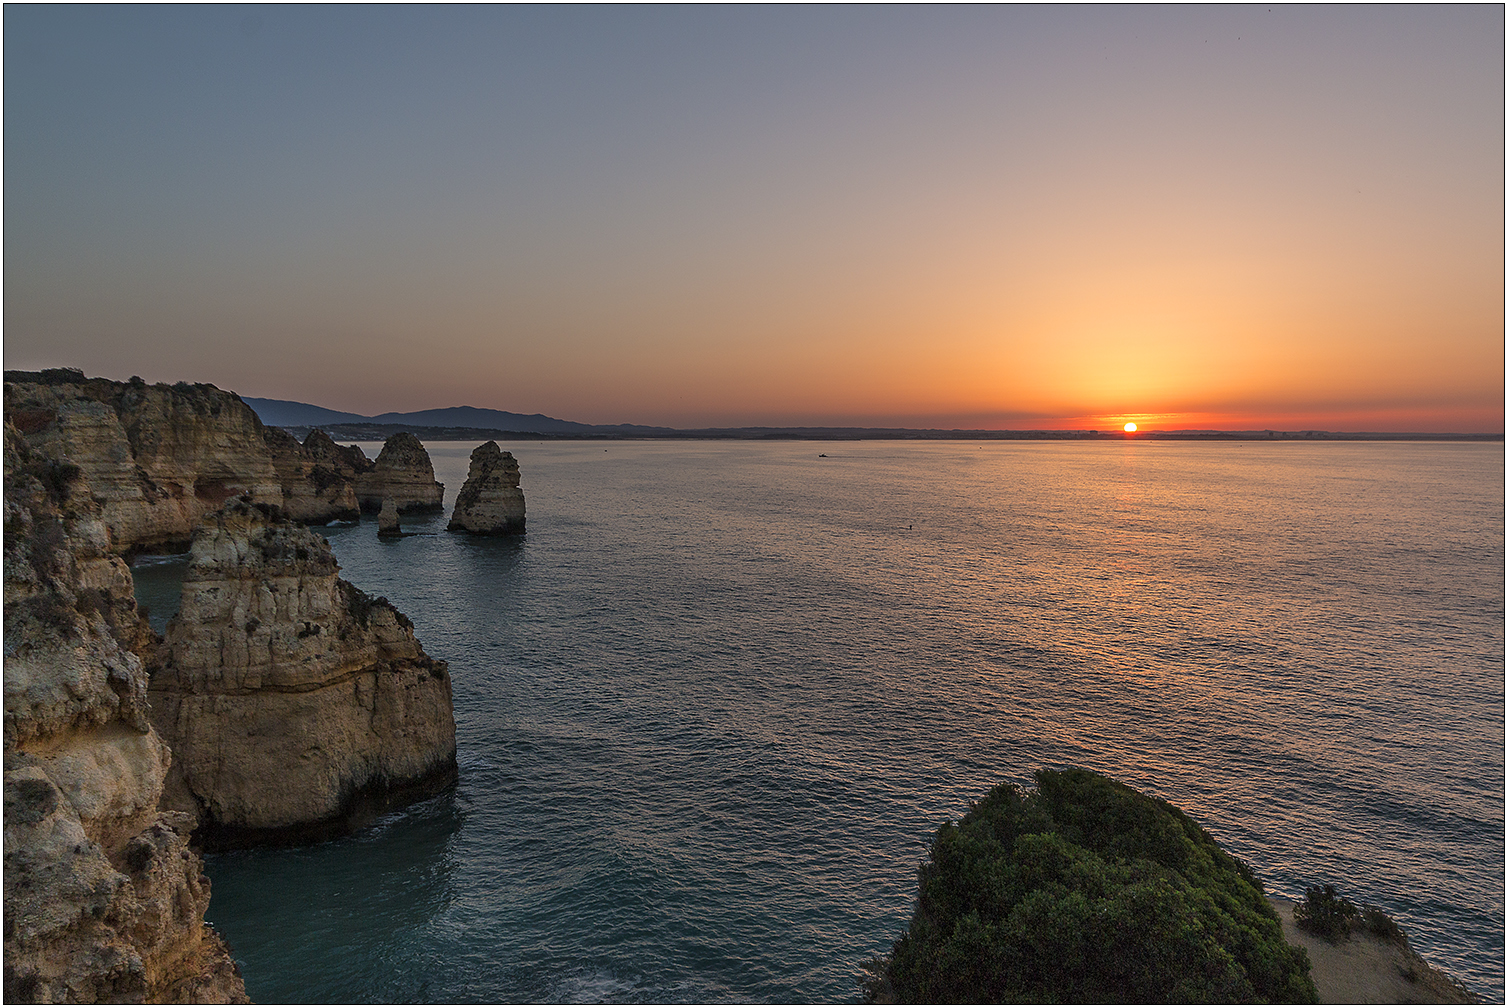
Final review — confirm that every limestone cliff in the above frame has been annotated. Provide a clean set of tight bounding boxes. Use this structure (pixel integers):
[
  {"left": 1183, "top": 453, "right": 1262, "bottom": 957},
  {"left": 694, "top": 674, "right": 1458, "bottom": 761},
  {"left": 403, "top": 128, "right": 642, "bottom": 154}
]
[
  {"left": 3, "top": 423, "right": 249, "bottom": 1004},
  {"left": 4, "top": 369, "right": 361, "bottom": 552},
  {"left": 261, "top": 426, "right": 361, "bottom": 525},
  {"left": 446, "top": 441, "right": 526, "bottom": 535},
  {"left": 354, "top": 432, "right": 444, "bottom": 513},
  {"left": 300, "top": 429, "right": 372, "bottom": 483},
  {"left": 148, "top": 499, "right": 457, "bottom": 848}
]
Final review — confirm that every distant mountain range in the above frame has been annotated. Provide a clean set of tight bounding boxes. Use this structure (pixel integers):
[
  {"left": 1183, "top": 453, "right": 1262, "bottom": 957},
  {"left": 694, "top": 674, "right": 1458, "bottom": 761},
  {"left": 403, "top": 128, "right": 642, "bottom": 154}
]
[{"left": 241, "top": 397, "right": 671, "bottom": 435}]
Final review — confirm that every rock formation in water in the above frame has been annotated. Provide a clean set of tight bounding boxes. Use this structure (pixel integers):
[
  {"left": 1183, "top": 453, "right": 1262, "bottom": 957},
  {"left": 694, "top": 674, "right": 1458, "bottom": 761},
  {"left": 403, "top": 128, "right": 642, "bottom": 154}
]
[
  {"left": 377, "top": 497, "right": 402, "bottom": 537},
  {"left": 355, "top": 432, "right": 444, "bottom": 513},
  {"left": 4, "top": 368, "right": 363, "bottom": 552},
  {"left": 3, "top": 423, "right": 249, "bottom": 1003},
  {"left": 446, "top": 441, "right": 526, "bottom": 535},
  {"left": 147, "top": 498, "right": 457, "bottom": 848}
]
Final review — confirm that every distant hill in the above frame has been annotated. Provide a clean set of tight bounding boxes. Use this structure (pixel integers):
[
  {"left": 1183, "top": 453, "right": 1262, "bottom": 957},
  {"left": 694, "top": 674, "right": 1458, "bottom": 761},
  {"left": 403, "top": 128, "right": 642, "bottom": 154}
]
[
  {"left": 366, "top": 405, "right": 603, "bottom": 434},
  {"left": 243, "top": 397, "right": 675, "bottom": 436},
  {"left": 241, "top": 397, "right": 372, "bottom": 427}
]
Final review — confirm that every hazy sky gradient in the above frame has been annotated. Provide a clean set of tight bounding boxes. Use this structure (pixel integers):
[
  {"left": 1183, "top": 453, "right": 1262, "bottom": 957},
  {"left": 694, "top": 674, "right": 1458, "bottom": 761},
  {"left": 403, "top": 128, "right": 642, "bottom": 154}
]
[{"left": 6, "top": 6, "right": 1502, "bottom": 430}]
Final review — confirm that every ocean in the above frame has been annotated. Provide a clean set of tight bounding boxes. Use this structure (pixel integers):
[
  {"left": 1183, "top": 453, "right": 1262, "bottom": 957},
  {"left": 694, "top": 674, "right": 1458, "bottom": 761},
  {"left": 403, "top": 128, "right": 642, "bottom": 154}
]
[{"left": 130, "top": 439, "right": 1505, "bottom": 1003}]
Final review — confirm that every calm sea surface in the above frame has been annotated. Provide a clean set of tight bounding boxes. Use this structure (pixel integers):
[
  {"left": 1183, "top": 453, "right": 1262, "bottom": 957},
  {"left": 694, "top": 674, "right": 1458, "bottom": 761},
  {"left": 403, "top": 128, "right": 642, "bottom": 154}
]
[{"left": 132, "top": 440, "right": 1505, "bottom": 1003}]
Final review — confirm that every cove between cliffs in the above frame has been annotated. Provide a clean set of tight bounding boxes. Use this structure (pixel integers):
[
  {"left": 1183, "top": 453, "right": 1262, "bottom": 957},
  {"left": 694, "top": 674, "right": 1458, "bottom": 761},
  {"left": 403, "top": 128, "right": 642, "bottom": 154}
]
[{"left": 3, "top": 371, "right": 530, "bottom": 1002}]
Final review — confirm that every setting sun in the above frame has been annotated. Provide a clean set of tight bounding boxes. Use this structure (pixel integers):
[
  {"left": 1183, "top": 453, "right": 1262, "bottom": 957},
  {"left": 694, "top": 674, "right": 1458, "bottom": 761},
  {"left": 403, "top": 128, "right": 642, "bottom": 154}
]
[{"left": 1124, "top": 422, "right": 1137, "bottom": 432}]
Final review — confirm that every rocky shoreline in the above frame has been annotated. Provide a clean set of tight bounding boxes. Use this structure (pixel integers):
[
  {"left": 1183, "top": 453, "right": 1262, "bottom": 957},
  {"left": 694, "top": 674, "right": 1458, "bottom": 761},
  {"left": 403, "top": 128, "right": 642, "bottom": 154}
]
[
  {"left": 3, "top": 421, "right": 249, "bottom": 1002},
  {"left": 3, "top": 369, "right": 525, "bottom": 1002}
]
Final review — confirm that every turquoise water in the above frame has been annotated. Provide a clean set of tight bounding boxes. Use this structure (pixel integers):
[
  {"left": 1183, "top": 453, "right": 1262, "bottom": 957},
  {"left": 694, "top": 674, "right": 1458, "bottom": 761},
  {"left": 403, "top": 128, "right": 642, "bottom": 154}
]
[{"left": 137, "top": 441, "right": 1504, "bottom": 1002}]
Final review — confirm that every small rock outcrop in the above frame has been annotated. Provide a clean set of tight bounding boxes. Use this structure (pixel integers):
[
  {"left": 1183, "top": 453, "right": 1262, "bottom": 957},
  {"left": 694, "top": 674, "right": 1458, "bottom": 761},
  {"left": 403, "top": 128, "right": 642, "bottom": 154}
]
[
  {"left": 447, "top": 441, "right": 526, "bottom": 535},
  {"left": 377, "top": 497, "right": 402, "bottom": 537},
  {"left": 355, "top": 432, "right": 444, "bottom": 514},
  {"left": 4, "top": 368, "right": 364, "bottom": 552},
  {"left": 148, "top": 498, "right": 457, "bottom": 848},
  {"left": 3, "top": 423, "right": 249, "bottom": 1003}
]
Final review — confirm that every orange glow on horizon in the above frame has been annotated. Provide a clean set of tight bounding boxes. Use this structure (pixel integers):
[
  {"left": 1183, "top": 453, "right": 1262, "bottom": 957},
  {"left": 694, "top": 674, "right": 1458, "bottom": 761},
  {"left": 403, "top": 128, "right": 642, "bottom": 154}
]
[{"left": 3, "top": 9, "right": 1501, "bottom": 436}]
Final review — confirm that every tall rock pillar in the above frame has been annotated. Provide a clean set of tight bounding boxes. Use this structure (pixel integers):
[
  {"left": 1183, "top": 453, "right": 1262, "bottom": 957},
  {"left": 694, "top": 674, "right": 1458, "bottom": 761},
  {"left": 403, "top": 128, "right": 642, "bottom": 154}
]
[{"left": 446, "top": 441, "right": 526, "bottom": 535}]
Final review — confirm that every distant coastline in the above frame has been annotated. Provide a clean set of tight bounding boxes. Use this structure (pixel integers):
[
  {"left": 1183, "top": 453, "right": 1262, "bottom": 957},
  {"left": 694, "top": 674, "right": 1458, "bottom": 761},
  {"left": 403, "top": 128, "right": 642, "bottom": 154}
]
[
  {"left": 278, "top": 420, "right": 1504, "bottom": 444},
  {"left": 236, "top": 393, "right": 1504, "bottom": 443}
]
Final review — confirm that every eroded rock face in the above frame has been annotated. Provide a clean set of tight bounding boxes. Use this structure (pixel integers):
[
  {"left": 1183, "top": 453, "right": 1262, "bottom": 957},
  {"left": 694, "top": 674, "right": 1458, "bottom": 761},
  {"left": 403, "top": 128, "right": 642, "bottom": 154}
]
[
  {"left": 301, "top": 429, "right": 372, "bottom": 481},
  {"left": 3, "top": 423, "right": 249, "bottom": 1004},
  {"left": 263, "top": 426, "right": 361, "bottom": 525},
  {"left": 148, "top": 499, "right": 457, "bottom": 847},
  {"left": 4, "top": 368, "right": 361, "bottom": 552},
  {"left": 447, "top": 441, "right": 525, "bottom": 535},
  {"left": 355, "top": 432, "right": 444, "bottom": 513}
]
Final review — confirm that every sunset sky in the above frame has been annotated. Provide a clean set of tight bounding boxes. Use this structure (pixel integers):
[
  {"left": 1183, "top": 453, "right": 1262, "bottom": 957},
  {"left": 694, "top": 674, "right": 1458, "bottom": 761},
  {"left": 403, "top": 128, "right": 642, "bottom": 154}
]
[{"left": 6, "top": 6, "right": 1503, "bottom": 431}]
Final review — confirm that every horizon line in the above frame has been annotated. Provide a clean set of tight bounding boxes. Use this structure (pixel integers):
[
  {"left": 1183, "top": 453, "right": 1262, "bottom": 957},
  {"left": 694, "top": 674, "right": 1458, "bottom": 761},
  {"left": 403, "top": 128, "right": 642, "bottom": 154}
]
[{"left": 8, "top": 368, "right": 1502, "bottom": 439}]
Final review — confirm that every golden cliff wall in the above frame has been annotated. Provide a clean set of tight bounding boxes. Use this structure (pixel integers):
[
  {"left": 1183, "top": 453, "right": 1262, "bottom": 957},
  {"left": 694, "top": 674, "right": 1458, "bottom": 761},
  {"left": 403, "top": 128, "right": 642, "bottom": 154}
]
[
  {"left": 4, "top": 369, "right": 360, "bottom": 553},
  {"left": 147, "top": 499, "right": 457, "bottom": 849},
  {"left": 3, "top": 424, "right": 249, "bottom": 1004}
]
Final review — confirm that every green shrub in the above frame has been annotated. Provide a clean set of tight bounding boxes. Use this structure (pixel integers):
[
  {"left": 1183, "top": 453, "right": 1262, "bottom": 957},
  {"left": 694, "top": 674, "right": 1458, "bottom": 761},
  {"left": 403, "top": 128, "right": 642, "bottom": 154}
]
[
  {"left": 1293, "top": 885, "right": 1406, "bottom": 946},
  {"left": 869, "top": 769, "right": 1316, "bottom": 1004},
  {"left": 1293, "top": 883, "right": 1359, "bottom": 942}
]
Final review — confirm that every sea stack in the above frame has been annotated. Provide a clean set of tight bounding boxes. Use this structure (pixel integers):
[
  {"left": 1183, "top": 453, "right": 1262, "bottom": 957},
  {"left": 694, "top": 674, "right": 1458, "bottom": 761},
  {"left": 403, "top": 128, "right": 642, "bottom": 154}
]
[
  {"left": 355, "top": 432, "right": 444, "bottom": 513},
  {"left": 377, "top": 497, "right": 402, "bottom": 536},
  {"left": 3, "top": 424, "right": 248, "bottom": 1003},
  {"left": 147, "top": 498, "right": 458, "bottom": 848},
  {"left": 447, "top": 441, "right": 526, "bottom": 535}
]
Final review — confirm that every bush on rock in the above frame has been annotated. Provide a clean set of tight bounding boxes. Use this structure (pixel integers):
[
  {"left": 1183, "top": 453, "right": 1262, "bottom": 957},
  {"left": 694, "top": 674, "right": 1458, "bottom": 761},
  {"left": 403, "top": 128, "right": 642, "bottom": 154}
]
[{"left": 868, "top": 768, "right": 1317, "bottom": 1004}]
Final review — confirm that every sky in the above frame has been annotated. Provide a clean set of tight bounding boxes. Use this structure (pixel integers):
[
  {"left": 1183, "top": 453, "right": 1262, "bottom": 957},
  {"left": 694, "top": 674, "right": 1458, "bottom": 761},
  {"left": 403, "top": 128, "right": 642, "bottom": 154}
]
[{"left": 5, "top": 5, "right": 1503, "bottom": 432}]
